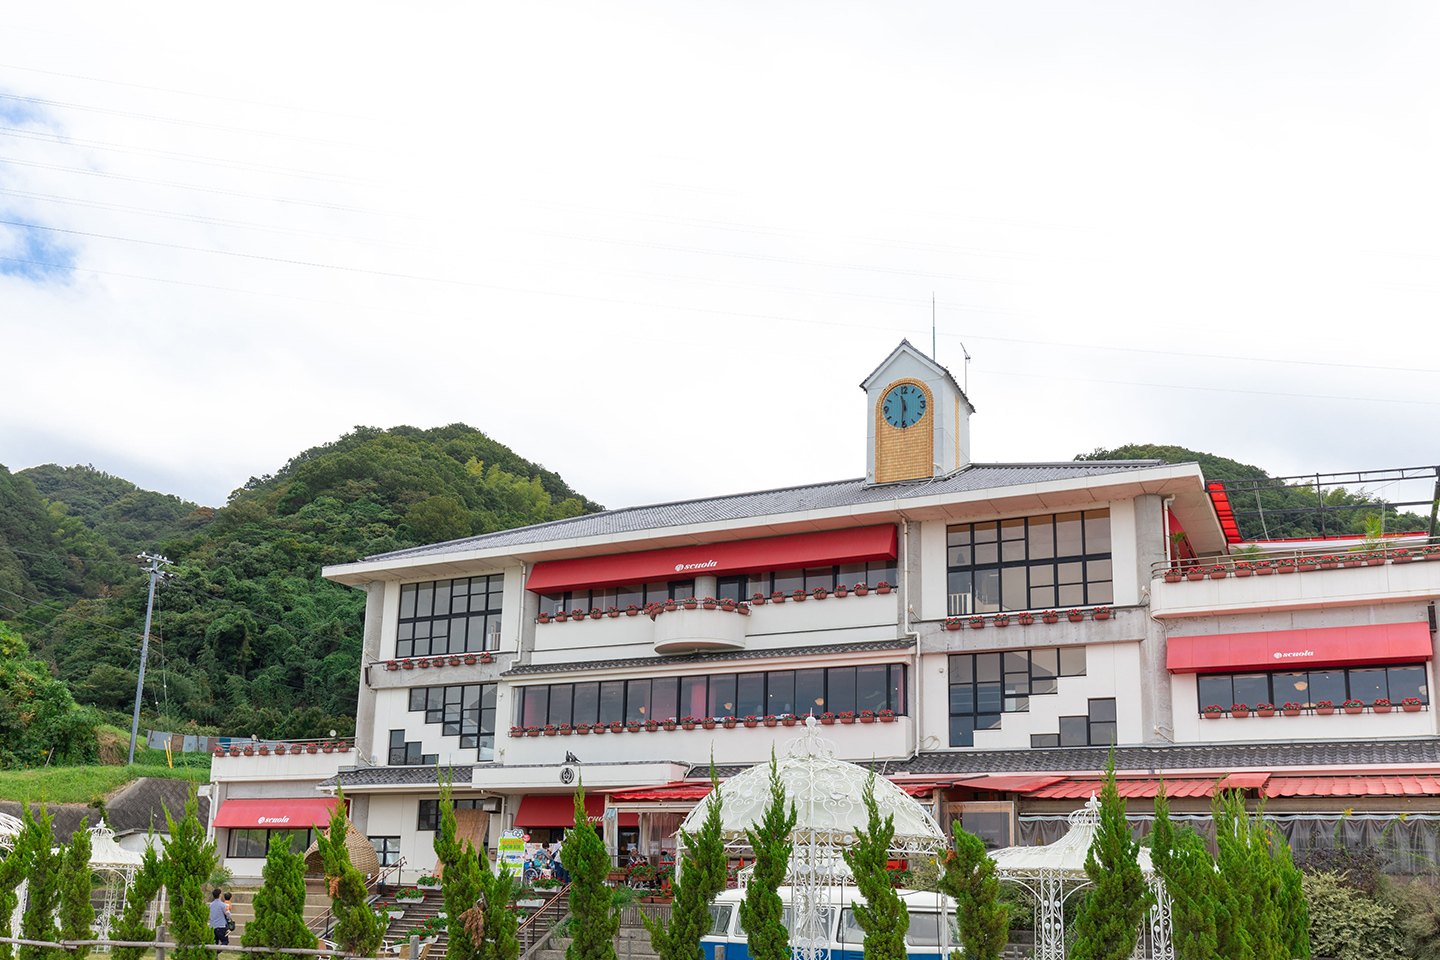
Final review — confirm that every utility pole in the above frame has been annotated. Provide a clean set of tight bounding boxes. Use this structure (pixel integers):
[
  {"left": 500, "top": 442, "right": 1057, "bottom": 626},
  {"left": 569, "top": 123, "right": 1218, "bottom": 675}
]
[{"left": 127, "top": 552, "right": 171, "bottom": 765}]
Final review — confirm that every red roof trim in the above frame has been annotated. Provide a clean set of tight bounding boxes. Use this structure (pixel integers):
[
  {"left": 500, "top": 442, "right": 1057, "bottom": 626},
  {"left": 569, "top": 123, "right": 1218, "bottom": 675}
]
[
  {"left": 213, "top": 797, "right": 340, "bottom": 829},
  {"left": 951, "top": 775, "right": 1068, "bottom": 793},
  {"left": 609, "top": 785, "right": 713, "bottom": 801},
  {"left": 1166, "top": 621, "right": 1433, "bottom": 673},
  {"left": 1206, "top": 482, "right": 1243, "bottom": 545},
  {"left": 526, "top": 526, "right": 898, "bottom": 594},
  {"left": 1264, "top": 776, "right": 1440, "bottom": 798}
]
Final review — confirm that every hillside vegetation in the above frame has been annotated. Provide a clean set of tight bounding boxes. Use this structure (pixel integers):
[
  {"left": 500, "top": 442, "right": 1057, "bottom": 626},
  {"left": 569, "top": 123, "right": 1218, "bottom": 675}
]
[{"left": 0, "top": 424, "right": 599, "bottom": 766}]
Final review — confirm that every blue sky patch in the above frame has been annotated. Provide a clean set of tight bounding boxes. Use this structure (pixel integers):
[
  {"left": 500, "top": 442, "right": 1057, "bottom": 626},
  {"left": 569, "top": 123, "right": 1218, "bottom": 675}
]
[{"left": 0, "top": 221, "right": 77, "bottom": 282}]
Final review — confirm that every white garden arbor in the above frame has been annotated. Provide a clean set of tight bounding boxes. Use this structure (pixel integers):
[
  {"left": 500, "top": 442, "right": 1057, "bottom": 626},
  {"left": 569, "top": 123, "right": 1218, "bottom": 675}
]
[
  {"left": 676, "top": 716, "right": 948, "bottom": 960},
  {"left": 989, "top": 796, "right": 1172, "bottom": 960},
  {"left": 86, "top": 819, "right": 146, "bottom": 947}
]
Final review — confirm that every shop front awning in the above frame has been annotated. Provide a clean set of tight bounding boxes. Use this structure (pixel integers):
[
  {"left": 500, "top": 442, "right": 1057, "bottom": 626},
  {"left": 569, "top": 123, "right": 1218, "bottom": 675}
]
[
  {"left": 526, "top": 525, "right": 898, "bottom": 594},
  {"left": 1166, "top": 622, "right": 1433, "bottom": 674},
  {"left": 1027, "top": 779, "right": 1222, "bottom": 800},
  {"left": 608, "top": 784, "right": 713, "bottom": 801},
  {"left": 1263, "top": 776, "right": 1440, "bottom": 798},
  {"left": 212, "top": 798, "right": 340, "bottom": 829},
  {"left": 513, "top": 794, "right": 605, "bottom": 828},
  {"left": 952, "top": 775, "right": 1068, "bottom": 793}
]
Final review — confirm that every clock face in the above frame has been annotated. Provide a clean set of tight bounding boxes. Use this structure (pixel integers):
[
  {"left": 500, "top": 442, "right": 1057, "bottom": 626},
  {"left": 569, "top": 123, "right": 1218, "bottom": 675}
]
[{"left": 882, "top": 383, "right": 927, "bottom": 429}]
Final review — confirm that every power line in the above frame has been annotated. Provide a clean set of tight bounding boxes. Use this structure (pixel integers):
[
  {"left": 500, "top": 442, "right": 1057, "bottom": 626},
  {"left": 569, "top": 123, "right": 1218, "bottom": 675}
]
[
  {"left": 987, "top": 368, "right": 1440, "bottom": 407},
  {"left": 0, "top": 583, "right": 138, "bottom": 637}
]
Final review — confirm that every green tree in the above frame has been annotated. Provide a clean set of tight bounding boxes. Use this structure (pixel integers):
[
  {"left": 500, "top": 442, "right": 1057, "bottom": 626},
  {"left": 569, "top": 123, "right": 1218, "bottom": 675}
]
[
  {"left": 475, "top": 859, "right": 518, "bottom": 960},
  {"left": 1069, "top": 755, "right": 1154, "bottom": 960},
  {"left": 562, "top": 782, "right": 618, "bottom": 960},
  {"left": 739, "top": 753, "right": 797, "bottom": 960},
  {"left": 1150, "top": 781, "right": 1216, "bottom": 960},
  {"left": 433, "top": 781, "right": 485, "bottom": 960},
  {"left": 162, "top": 791, "right": 217, "bottom": 960},
  {"left": 18, "top": 805, "right": 61, "bottom": 960},
  {"left": 242, "top": 832, "right": 318, "bottom": 959},
  {"left": 112, "top": 836, "right": 164, "bottom": 960},
  {"left": 1302, "top": 871, "right": 1404, "bottom": 960},
  {"left": 316, "top": 789, "right": 383, "bottom": 958},
  {"left": 58, "top": 816, "right": 95, "bottom": 960},
  {"left": 644, "top": 767, "right": 726, "bottom": 960},
  {"left": 938, "top": 821, "right": 1008, "bottom": 960},
  {"left": 843, "top": 772, "right": 908, "bottom": 960},
  {"left": 1271, "top": 824, "right": 1310, "bottom": 960},
  {"left": 0, "top": 803, "right": 34, "bottom": 960},
  {"left": 0, "top": 625, "right": 100, "bottom": 769}
]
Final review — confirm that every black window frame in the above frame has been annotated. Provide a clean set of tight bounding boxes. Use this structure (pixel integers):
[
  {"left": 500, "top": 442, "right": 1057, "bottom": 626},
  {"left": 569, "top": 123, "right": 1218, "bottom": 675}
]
[
  {"left": 948, "top": 647, "right": 1085, "bottom": 747},
  {"left": 945, "top": 510, "right": 1112, "bottom": 616},
  {"left": 409, "top": 682, "right": 499, "bottom": 761},
  {"left": 417, "top": 798, "right": 482, "bottom": 833},
  {"left": 370, "top": 835, "right": 400, "bottom": 867},
  {"left": 227, "top": 827, "right": 315, "bottom": 859},
  {"left": 387, "top": 729, "right": 437, "bottom": 767},
  {"left": 1195, "top": 662, "right": 1430, "bottom": 712},
  {"left": 397, "top": 575, "right": 504, "bottom": 658},
  {"left": 539, "top": 580, "right": 695, "bottom": 616}
]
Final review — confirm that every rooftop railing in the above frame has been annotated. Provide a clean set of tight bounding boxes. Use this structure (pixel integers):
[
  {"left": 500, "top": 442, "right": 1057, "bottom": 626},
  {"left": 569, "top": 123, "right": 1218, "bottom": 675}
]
[{"left": 1150, "top": 536, "right": 1440, "bottom": 582}]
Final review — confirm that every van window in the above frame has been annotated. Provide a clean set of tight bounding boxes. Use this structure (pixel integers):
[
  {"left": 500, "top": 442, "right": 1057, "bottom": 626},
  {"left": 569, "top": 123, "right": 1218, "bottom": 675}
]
[
  {"left": 902, "top": 911, "right": 962, "bottom": 946},
  {"left": 708, "top": 903, "right": 733, "bottom": 937},
  {"left": 782, "top": 906, "right": 836, "bottom": 939},
  {"left": 838, "top": 908, "right": 866, "bottom": 944}
]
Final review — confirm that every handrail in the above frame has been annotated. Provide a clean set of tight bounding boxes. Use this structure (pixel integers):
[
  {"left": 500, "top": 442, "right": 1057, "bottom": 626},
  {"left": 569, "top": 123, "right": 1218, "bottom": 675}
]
[
  {"left": 1150, "top": 536, "right": 1440, "bottom": 580},
  {"left": 516, "top": 883, "right": 571, "bottom": 934},
  {"left": 307, "top": 857, "right": 407, "bottom": 938}
]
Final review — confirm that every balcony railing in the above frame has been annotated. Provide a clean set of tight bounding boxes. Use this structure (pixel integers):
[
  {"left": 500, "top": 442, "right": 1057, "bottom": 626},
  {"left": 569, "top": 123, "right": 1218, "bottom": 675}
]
[{"left": 1150, "top": 537, "right": 1440, "bottom": 582}]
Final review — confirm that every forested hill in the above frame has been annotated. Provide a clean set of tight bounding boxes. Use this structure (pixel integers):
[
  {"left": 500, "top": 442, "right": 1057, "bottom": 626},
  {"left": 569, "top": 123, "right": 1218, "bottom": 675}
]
[
  {"left": 0, "top": 424, "right": 601, "bottom": 764},
  {"left": 1076, "top": 444, "right": 1430, "bottom": 541}
]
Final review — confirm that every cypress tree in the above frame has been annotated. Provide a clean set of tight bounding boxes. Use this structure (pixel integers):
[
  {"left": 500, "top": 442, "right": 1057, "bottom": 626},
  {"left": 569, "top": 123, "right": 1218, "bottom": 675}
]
[
  {"left": 316, "top": 788, "right": 383, "bottom": 958},
  {"left": 1150, "top": 781, "right": 1216, "bottom": 960},
  {"left": 842, "top": 772, "right": 908, "bottom": 960},
  {"left": 434, "top": 782, "right": 484, "bottom": 960},
  {"left": 112, "top": 835, "right": 164, "bottom": 960},
  {"left": 938, "top": 821, "right": 1007, "bottom": 960},
  {"left": 18, "top": 805, "right": 62, "bottom": 960},
  {"left": 738, "top": 752, "right": 796, "bottom": 960},
  {"left": 1244, "top": 811, "right": 1282, "bottom": 960},
  {"left": 0, "top": 804, "right": 35, "bottom": 960},
  {"left": 562, "top": 781, "right": 618, "bottom": 960},
  {"left": 644, "top": 766, "right": 726, "bottom": 960},
  {"left": 161, "top": 791, "right": 217, "bottom": 960},
  {"left": 1212, "top": 791, "right": 1256, "bottom": 960},
  {"left": 59, "top": 816, "right": 95, "bottom": 960},
  {"left": 242, "top": 831, "right": 318, "bottom": 959},
  {"left": 1271, "top": 825, "right": 1310, "bottom": 960},
  {"left": 1069, "top": 753, "right": 1154, "bottom": 960},
  {"left": 475, "top": 859, "right": 518, "bottom": 960}
]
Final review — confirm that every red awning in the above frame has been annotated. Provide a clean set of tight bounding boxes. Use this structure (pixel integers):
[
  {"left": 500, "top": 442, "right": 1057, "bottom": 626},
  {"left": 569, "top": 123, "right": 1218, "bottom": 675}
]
[
  {"left": 213, "top": 798, "right": 340, "bottom": 829},
  {"left": 1264, "top": 777, "right": 1440, "bottom": 798},
  {"left": 1166, "top": 622, "right": 1434, "bottom": 674},
  {"left": 1206, "top": 482, "right": 1243, "bottom": 545},
  {"left": 951, "top": 775, "right": 1068, "bottom": 793},
  {"left": 513, "top": 795, "right": 606, "bottom": 828},
  {"left": 619, "top": 813, "right": 639, "bottom": 828},
  {"left": 609, "top": 785, "right": 713, "bottom": 801},
  {"left": 1028, "top": 779, "right": 1221, "bottom": 800},
  {"left": 526, "top": 526, "right": 898, "bottom": 594},
  {"left": 894, "top": 781, "right": 950, "bottom": 796},
  {"left": 1219, "top": 773, "right": 1271, "bottom": 790}
]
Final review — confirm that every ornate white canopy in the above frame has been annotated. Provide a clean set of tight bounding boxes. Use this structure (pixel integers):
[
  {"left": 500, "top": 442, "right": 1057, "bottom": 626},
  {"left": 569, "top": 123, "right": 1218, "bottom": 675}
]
[
  {"left": 0, "top": 812, "right": 21, "bottom": 854},
  {"left": 88, "top": 819, "right": 145, "bottom": 869}
]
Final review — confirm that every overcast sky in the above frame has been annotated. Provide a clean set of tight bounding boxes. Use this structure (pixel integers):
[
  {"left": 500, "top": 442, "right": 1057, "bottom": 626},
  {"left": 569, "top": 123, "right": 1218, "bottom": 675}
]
[{"left": 2, "top": 3, "right": 1437, "bottom": 514}]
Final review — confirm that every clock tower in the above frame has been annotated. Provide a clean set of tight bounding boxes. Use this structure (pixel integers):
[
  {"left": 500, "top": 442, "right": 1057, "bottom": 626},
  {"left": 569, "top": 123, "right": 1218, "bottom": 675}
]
[{"left": 862, "top": 340, "right": 975, "bottom": 485}]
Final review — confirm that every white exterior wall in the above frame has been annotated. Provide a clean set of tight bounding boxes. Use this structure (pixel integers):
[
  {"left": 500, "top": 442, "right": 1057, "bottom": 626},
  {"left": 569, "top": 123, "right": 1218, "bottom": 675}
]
[{"left": 1108, "top": 498, "right": 1139, "bottom": 607}]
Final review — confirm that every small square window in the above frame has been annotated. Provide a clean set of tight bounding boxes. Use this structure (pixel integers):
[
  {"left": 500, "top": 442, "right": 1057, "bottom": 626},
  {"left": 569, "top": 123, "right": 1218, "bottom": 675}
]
[{"left": 1031, "top": 734, "right": 1059, "bottom": 748}]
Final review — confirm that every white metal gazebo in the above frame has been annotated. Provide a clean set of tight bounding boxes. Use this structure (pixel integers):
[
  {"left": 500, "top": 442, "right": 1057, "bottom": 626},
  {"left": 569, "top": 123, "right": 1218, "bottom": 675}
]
[
  {"left": 990, "top": 796, "right": 1172, "bottom": 960},
  {"left": 676, "top": 717, "right": 948, "bottom": 960},
  {"left": 86, "top": 819, "right": 146, "bottom": 948}
]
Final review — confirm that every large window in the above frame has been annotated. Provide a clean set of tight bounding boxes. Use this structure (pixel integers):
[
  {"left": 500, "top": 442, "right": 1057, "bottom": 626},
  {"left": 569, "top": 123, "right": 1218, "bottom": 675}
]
[
  {"left": 539, "top": 581, "right": 693, "bottom": 616},
  {"left": 517, "top": 663, "right": 908, "bottom": 726},
  {"left": 948, "top": 648, "right": 1086, "bottom": 747},
  {"left": 227, "top": 828, "right": 314, "bottom": 859},
  {"left": 418, "top": 798, "right": 483, "bottom": 833},
  {"left": 946, "top": 511, "right": 1112, "bottom": 616},
  {"left": 725, "top": 561, "right": 898, "bottom": 603},
  {"left": 1030, "top": 698, "right": 1116, "bottom": 748},
  {"left": 370, "top": 836, "right": 400, "bottom": 867},
  {"left": 398, "top": 576, "right": 504, "bottom": 658},
  {"left": 408, "top": 683, "right": 498, "bottom": 761},
  {"left": 1197, "top": 663, "right": 1429, "bottom": 712},
  {"left": 387, "top": 729, "right": 437, "bottom": 767}
]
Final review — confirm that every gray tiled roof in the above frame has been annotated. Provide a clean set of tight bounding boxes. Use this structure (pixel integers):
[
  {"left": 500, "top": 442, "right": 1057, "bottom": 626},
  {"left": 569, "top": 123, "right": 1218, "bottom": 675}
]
[
  {"left": 366, "top": 460, "right": 1165, "bottom": 561},
  {"left": 696, "top": 739, "right": 1440, "bottom": 780},
  {"left": 504, "top": 639, "right": 915, "bottom": 676},
  {"left": 318, "top": 765, "right": 473, "bottom": 788}
]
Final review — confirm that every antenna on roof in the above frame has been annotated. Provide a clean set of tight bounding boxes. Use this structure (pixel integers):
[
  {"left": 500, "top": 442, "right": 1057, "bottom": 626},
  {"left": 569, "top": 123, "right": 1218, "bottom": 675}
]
[{"left": 958, "top": 340, "right": 971, "bottom": 394}]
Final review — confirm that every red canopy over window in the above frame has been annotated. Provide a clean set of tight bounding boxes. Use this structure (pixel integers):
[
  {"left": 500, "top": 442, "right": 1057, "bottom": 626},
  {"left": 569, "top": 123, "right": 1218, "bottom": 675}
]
[
  {"left": 526, "top": 526, "right": 897, "bottom": 594},
  {"left": 213, "top": 798, "right": 340, "bottom": 829},
  {"left": 1166, "top": 622, "right": 1433, "bottom": 674},
  {"left": 513, "top": 795, "right": 605, "bottom": 828}
]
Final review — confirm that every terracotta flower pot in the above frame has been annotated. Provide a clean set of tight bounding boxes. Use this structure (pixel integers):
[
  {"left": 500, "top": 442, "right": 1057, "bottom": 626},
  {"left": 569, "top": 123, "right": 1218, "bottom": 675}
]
[
  {"left": 1257, "top": 709, "right": 1275, "bottom": 718},
  {"left": 1042, "top": 615, "right": 1059, "bottom": 624},
  {"left": 763, "top": 719, "right": 778, "bottom": 727},
  {"left": 944, "top": 621, "right": 962, "bottom": 631},
  {"left": 419, "top": 660, "right": 431, "bottom": 668},
  {"left": 1186, "top": 570, "right": 1206, "bottom": 581},
  {"left": 1230, "top": 709, "right": 1249, "bottom": 719},
  {"left": 722, "top": 721, "right": 736, "bottom": 729},
  {"left": 743, "top": 720, "right": 759, "bottom": 728},
  {"left": 1283, "top": 709, "right": 1301, "bottom": 717},
  {"left": 876, "top": 585, "right": 892, "bottom": 594},
  {"left": 1203, "top": 712, "right": 1223, "bottom": 720},
  {"left": 859, "top": 716, "right": 875, "bottom": 724},
  {"left": 1256, "top": 566, "right": 1274, "bottom": 576},
  {"left": 702, "top": 721, "right": 716, "bottom": 729},
  {"left": 1404, "top": 704, "right": 1423, "bottom": 713},
  {"left": 1093, "top": 611, "right": 1111, "bottom": 621},
  {"left": 1317, "top": 707, "right": 1335, "bottom": 716},
  {"left": 1374, "top": 705, "right": 1392, "bottom": 714},
  {"left": 1164, "top": 573, "right": 1182, "bottom": 583},
  {"left": 855, "top": 587, "right": 869, "bottom": 596},
  {"left": 385, "top": 662, "right": 399, "bottom": 671},
  {"left": 1234, "top": 568, "right": 1252, "bottom": 578},
  {"left": 683, "top": 722, "right": 696, "bottom": 730},
  {"left": 1067, "top": 613, "right": 1083, "bottom": 623},
  {"left": 879, "top": 715, "right": 895, "bottom": 723},
  {"left": 1344, "top": 706, "right": 1363, "bottom": 715}
]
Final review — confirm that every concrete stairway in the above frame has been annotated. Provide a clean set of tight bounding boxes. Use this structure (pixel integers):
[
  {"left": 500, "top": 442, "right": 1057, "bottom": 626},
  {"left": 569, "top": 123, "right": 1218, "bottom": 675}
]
[
  {"left": 224, "top": 879, "right": 334, "bottom": 943},
  {"left": 381, "top": 890, "right": 449, "bottom": 955}
]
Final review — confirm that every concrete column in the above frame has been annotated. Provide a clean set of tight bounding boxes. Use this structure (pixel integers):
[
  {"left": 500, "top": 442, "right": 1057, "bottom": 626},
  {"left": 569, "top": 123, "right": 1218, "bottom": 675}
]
[
  {"left": 354, "top": 581, "right": 385, "bottom": 762},
  {"left": 1132, "top": 495, "right": 1173, "bottom": 744},
  {"left": 694, "top": 575, "right": 718, "bottom": 599},
  {"left": 517, "top": 585, "right": 540, "bottom": 665}
]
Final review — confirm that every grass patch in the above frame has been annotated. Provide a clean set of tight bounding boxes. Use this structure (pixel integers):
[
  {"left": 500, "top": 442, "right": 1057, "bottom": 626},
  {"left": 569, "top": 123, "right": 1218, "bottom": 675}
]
[{"left": 0, "top": 763, "right": 209, "bottom": 804}]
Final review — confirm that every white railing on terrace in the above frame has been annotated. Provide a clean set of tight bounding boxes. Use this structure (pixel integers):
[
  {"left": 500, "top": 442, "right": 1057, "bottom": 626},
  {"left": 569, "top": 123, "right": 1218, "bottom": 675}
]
[{"left": 1150, "top": 536, "right": 1440, "bottom": 581}]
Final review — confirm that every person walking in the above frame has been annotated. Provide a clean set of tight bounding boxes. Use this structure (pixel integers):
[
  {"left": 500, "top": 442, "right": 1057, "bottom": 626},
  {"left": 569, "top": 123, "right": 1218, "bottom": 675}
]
[{"left": 210, "top": 888, "right": 230, "bottom": 946}]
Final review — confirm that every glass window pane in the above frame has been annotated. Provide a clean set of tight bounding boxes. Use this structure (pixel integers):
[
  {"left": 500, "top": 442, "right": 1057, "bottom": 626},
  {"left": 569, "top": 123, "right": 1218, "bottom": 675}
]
[
  {"left": 599, "top": 681, "right": 625, "bottom": 724},
  {"left": 1001, "top": 567, "right": 1026, "bottom": 611},
  {"left": 889, "top": 664, "right": 905, "bottom": 714},
  {"left": 804, "top": 567, "right": 835, "bottom": 591},
  {"left": 717, "top": 577, "right": 744, "bottom": 604},
  {"left": 1055, "top": 514, "right": 1083, "bottom": 557},
  {"left": 949, "top": 655, "right": 973, "bottom": 684},
  {"left": 709, "top": 904, "right": 734, "bottom": 937},
  {"left": 626, "top": 679, "right": 652, "bottom": 722},
  {"left": 1001, "top": 518, "right": 1026, "bottom": 562},
  {"left": 652, "top": 678, "right": 679, "bottom": 722},
  {"left": 1031, "top": 649, "right": 1058, "bottom": 679},
  {"left": 1088, "top": 722, "right": 1116, "bottom": 747},
  {"left": 1029, "top": 585, "right": 1056, "bottom": 609},
  {"left": 709, "top": 675, "right": 737, "bottom": 718},
  {"left": 1388, "top": 666, "right": 1428, "bottom": 704},
  {"left": 400, "top": 585, "right": 417, "bottom": 620},
  {"left": 736, "top": 673, "right": 765, "bottom": 717},
  {"left": 573, "top": 683, "right": 599, "bottom": 726},
  {"left": 1086, "top": 559, "right": 1113, "bottom": 584},
  {"left": 973, "top": 522, "right": 997, "bottom": 543},
  {"left": 1005, "top": 673, "right": 1029, "bottom": 697},
  {"left": 669, "top": 580, "right": 694, "bottom": 599},
  {"left": 976, "top": 682, "right": 1003, "bottom": 714},
  {"left": 961, "top": 811, "right": 1011, "bottom": 850},
  {"left": 616, "top": 584, "right": 643, "bottom": 609},
  {"left": 549, "top": 685, "right": 573, "bottom": 727},
  {"left": 1028, "top": 517, "right": 1054, "bottom": 561},
  {"left": 643, "top": 582, "right": 669, "bottom": 604},
  {"left": 680, "top": 676, "right": 708, "bottom": 720},
  {"left": 767, "top": 671, "right": 795, "bottom": 716},
  {"left": 947, "top": 571, "right": 974, "bottom": 617},
  {"left": 1084, "top": 510, "right": 1111, "bottom": 553},
  {"left": 1031, "top": 677, "right": 1058, "bottom": 695},
  {"left": 975, "top": 654, "right": 1001, "bottom": 683},
  {"left": 1032, "top": 734, "right": 1059, "bottom": 748},
  {"left": 828, "top": 667, "right": 856, "bottom": 715},
  {"left": 946, "top": 525, "right": 971, "bottom": 547},
  {"left": 1088, "top": 698, "right": 1116, "bottom": 723},
  {"left": 856, "top": 664, "right": 887, "bottom": 713},
  {"left": 974, "top": 540, "right": 998, "bottom": 566},
  {"left": 949, "top": 684, "right": 975, "bottom": 715},
  {"left": 906, "top": 911, "right": 947, "bottom": 946},
  {"left": 1004, "top": 651, "right": 1029, "bottom": 674},
  {"left": 948, "top": 543, "right": 972, "bottom": 567},
  {"left": 1059, "top": 716, "right": 1087, "bottom": 747},
  {"left": 1197, "top": 676, "right": 1232, "bottom": 711},
  {"left": 1059, "top": 646, "right": 1086, "bottom": 677},
  {"left": 410, "top": 688, "right": 426, "bottom": 711},
  {"left": 1348, "top": 669, "right": 1388, "bottom": 705},
  {"left": 796, "top": 669, "right": 825, "bottom": 715},
  {"left": 1086, "top": 580, "right": 1114, "bottom": 605},
  {"left": 522, "top": 687, "right": 549, "bottom": 727},
  {"left": 415, "top": 583, "right": 434, "bottom": 618},
  {"left": 1231, "top": 675, "right": 1269, "bottom": 708},
  {"left": 1273, "top": 672, "right": 1309, "bottom": 706},
  {"left": 772, "top": 569, "right": 803, "bottom": 596},
  {"left": 976, "top": 713, "right": 1001, "bottom": 731},
  {"left": 950, "top": 715, "right": 975, "bottom": 747},
  {"left": 1309, "top": 671, "right": 1346, "bottom": 706},
  {"left": 1057, "top": 584, "right": 1084, "bottom": 607}
]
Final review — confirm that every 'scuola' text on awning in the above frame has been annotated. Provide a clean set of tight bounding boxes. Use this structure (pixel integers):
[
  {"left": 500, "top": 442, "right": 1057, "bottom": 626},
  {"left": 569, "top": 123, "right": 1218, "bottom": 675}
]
[{"left": 1165, "top": 622, "right": 1433, "bottom": 674}]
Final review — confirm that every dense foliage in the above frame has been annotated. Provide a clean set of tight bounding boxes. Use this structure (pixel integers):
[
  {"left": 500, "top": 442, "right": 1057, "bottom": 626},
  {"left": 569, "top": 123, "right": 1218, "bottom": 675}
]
[
  {"left": 643, "top": 767, "right": 726, "bottom": 960},
  {"left": 316, "top": 790, "right": 384, "bottom": 958},
  {"left": 241, "top": 831, "right": 318, "bottom": 959},
  {"left": 562, "top": 782, "right": 619, "bottom": 960},
  {"left": 739, "top": 753, "right": 796, "bottom": 960},
  {"left": 1069, "top": 755, "right": 1153, "bottom": 960},
  {"left": 162, "top": 792, "right": 218, "bottom": 960},
  {"left": 1149, "top": 782, "right": 1217, "bottom": 960},
  {"left": 17, "top": 804, "right": 61, "bottom": 960},
  {"left": 434, "top": 782, "right": 486, "bottom": 960},
  {"left": 0, "top": 624, "right": 100, "bottom": 769},
  {"left": 58, "top": 816, "right": 95, "bottom": 960},
  {"left": 0, "top": 424, "right": 599, "bottom": 751},
  {"left": 1077, "top": 444, "right": 1430, "bottom": 540},
  {"left": 475, "top": 856, "right": 519, "bottom": 960},
  {"left": 112, "top": 839, "right": 164, "bottom": 960},
  {"left": 1302, "top": 871, "right": 1405, "bottom": 960},
  {"left": 939, "top": 821, "right": 1008, "bottom": 960},
  {"left": 842, "top": 773, "right": 907, "bottom": 960}
]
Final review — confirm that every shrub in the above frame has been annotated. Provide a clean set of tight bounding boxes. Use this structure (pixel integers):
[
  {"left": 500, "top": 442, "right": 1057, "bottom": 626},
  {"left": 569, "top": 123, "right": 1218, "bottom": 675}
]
[{"left": 1302, "top": 871, "right": 1404, "bottom": 960}]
